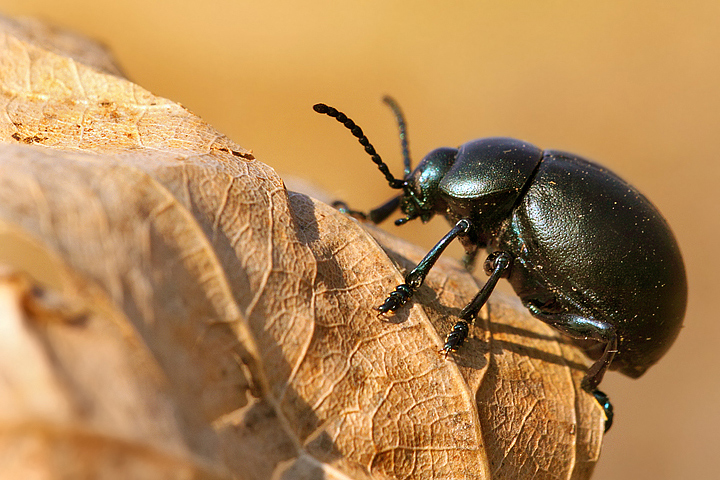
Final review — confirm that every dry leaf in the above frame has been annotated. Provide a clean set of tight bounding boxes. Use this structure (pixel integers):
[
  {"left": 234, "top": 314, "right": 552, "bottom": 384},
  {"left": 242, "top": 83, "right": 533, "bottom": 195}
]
[{"left": 0, "top": 15, "right": 604, "bottom": 480}]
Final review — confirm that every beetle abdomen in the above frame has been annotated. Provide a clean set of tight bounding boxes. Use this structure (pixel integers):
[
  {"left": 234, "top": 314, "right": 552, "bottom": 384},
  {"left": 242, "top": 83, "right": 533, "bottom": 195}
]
[{"left": 505, "top": 151, "right": 687, "bottom": 377}]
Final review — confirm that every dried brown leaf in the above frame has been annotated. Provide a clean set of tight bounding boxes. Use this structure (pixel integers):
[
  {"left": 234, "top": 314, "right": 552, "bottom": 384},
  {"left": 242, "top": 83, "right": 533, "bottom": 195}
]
[{"left": 0, "top": 15, "right": 604, "bottom": 480}]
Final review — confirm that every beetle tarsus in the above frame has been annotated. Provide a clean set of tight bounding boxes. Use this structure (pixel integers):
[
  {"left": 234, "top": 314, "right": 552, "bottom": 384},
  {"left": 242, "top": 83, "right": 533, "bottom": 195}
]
[
  {"left": 441, "top": 321, "right": 469, "bottom": 357},
  {"left": 592, "top": 389, "right": 614, "bottom": 432},
  {"left": 377, "top": 283, "right": 412, "bottom": 314}
]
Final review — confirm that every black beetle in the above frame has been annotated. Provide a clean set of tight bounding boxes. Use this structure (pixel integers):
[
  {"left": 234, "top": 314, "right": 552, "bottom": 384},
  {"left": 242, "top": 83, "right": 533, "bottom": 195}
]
[{"left": 313, "top": 97, "right": 686, "bottom": 431}]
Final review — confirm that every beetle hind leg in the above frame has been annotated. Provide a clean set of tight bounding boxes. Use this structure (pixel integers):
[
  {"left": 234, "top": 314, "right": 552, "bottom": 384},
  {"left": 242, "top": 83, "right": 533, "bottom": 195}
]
[
  {"left": 592, "top": 389, "right": 614, "bottom": 432},
  {"left": 582, "top": 334, "right": 618, "bottom": 391},
  {"left": 527, "top": 307, "right": 618, "bottom": 431}
]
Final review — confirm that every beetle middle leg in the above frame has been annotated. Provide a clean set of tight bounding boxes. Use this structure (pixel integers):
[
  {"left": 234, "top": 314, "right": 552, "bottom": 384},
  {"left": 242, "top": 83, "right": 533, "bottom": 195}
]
[
  {"left": 378, "top": 219, "right": 472, "bottom": 314},
  {"left": 442, "top": 251, "right": 512, "bottom": 356},
  {"left": 461, "top": 248, "right": 480, "bottom": 272}
]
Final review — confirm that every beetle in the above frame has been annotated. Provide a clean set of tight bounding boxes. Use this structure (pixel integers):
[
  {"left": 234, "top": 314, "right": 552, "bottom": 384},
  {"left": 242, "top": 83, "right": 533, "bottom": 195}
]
[{"left": 313, "top": 97, "right": 687, "bottom": 431}]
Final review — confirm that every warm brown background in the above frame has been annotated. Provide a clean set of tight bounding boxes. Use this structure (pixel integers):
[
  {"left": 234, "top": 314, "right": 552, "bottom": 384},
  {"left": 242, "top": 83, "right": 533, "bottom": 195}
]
[{"left": 1, "top": 1, "right": 716, "bottom": 479}]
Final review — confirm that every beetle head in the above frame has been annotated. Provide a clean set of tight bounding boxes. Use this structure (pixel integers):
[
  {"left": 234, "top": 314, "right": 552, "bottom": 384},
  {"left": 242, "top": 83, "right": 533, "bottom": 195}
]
[{"left": 396, "top": 147, "right": 457, "bottom": 225}]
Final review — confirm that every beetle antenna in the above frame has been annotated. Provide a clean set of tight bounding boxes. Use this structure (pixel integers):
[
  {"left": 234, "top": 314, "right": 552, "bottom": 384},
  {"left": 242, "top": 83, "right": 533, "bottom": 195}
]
[
  {"left": 382, "top": 96, "right": 412, "bottom": 177},
  {"left": 313, "top": 103, "right": 405, "bottom": 189}
]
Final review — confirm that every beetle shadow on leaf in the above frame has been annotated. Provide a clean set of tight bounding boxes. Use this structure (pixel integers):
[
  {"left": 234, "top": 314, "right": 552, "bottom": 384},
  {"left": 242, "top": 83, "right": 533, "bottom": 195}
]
[
  {"left": 414, "top": 291, "right": 590, "bottom": 375},
  {"left": 216, "top": 191, "right": 349, "bottom": 473},
  {"left": 483, "top": 307, "right": 590, "bottom": 374},
  {"left": 286, "top": 192, "right": 368, "bottom": 303},
  {"left": 286, "top": 191, "right": 322, "bottom": 243},
  {"left": 287, "top": 191, "right": 416, "bottom": 329},
  {"left": 373, "top": 243, "right": 591, "bottom": 376}
]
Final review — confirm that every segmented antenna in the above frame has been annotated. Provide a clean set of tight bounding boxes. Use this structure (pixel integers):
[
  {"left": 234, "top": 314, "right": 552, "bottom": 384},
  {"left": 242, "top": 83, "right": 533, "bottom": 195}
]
[
  {"left": 313, "top": 103, "right": 405, "bottom": 189},
  {"left": 382, "top": 96, "right": 412, "bottom": 177}
]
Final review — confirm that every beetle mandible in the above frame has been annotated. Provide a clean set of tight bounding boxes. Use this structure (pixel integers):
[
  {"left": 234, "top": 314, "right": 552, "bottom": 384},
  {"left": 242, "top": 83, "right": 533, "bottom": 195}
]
[{"left": 313, "top": 97, "right": 687, "bottom": 431}]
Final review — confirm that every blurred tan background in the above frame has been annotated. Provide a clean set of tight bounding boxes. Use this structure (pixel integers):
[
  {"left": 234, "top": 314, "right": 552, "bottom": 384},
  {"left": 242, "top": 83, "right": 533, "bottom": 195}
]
[{"left": 1, "top": 1, "right": 717, "bottom": 478}]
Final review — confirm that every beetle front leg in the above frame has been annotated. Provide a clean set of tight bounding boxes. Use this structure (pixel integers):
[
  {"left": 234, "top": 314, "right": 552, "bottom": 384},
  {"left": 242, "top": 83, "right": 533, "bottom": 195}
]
[
  {"left": 333, "top": 194, "right": 402, "bottom": 224},
  {"left": 378, "top": 219, "right": 472, "bottom": 314}
]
